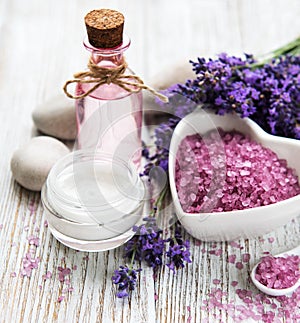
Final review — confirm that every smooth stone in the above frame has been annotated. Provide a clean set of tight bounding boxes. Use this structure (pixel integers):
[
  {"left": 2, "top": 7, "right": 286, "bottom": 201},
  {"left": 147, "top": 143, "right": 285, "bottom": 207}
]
[
  {"left": 144, "top": 60, "right": 195, "bottom": 124},
  {"left": 149, "top": 60, "right": 195, "bottom": 91},
  {"left": 11, "top": 136, "right": 69, "bottom": 191},
  {"left": 32, "top": 94, "right": 77, "bottom": 140}
]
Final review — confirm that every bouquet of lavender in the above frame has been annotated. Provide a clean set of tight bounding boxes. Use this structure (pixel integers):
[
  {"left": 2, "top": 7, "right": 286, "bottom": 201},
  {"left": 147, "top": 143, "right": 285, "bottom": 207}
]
[{"left": 178, "top": 37, "right": 300, "bottom": 139}]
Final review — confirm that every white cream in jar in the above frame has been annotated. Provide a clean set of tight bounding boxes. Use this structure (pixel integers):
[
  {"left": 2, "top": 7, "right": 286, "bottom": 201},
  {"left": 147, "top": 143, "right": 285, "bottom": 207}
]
[{"left": 42, "top": 150, "right": 145, "bottom": 251}]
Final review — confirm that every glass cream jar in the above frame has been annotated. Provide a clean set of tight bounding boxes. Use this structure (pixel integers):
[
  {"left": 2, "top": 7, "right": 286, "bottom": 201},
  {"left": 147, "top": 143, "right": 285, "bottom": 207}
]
[{"left": 42, "top": 150, "right": 145, "bottom": 251}]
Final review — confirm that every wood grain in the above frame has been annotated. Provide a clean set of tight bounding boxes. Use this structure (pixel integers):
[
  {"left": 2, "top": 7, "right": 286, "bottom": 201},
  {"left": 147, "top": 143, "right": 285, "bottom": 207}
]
[{"left": 0, "top": 0, "right": 299, "bottom": 322}]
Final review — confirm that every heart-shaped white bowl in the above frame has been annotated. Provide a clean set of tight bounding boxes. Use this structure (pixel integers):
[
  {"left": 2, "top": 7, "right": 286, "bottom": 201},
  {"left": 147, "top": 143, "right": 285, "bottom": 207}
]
[{"left": 168, "top": 109, "right": 300, "bottom": 242}]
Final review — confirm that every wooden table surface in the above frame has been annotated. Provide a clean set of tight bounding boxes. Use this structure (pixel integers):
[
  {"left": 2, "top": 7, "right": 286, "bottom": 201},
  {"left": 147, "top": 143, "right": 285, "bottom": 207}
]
[{"left": 0, "top": 0, "right": 300, "bottom": 322}]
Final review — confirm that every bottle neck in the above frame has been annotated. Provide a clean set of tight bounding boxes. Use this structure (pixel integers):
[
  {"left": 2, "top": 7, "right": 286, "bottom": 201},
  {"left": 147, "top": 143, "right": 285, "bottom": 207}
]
[
  {"left": 90, "top": 52, "right": 124, "bottom": 67},
  {"left": 83, "top": 34, "right": 130, "bottom": 67},
  {"left": 78, "top": 34, "right": 133, "bottom": 100}
]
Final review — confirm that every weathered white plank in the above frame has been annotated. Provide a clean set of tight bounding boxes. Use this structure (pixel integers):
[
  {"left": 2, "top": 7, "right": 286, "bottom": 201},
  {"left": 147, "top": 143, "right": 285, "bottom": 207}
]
[{"left": 0, "top": 0, "right": 300, "bottom": 322}]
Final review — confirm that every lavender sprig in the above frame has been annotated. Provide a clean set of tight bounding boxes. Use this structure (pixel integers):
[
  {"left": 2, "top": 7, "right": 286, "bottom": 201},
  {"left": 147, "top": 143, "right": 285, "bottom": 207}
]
[
  {"left": 124, "top": 217, "right": 165, "bottom": 269},
  {"left": 112, "top": 265, "right": 142, "bottom": 298},
  {"left": 166, "top": 223, "right": 192, "bottom": 272},
  {"left": 112, "top": 184, "right": 191, "bottom": 297}
]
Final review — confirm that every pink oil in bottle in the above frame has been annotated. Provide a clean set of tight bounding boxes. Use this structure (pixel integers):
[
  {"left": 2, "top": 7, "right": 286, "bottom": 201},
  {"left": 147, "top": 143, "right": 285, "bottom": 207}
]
[{"left": 75, "top": 36, "right": 143, "bottom": 167}]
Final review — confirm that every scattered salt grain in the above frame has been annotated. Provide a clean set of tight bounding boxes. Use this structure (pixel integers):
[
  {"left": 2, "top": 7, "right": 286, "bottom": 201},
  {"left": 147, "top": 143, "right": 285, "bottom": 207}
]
[
  {"left": 27, "top": 235, "right": 40, "bottom": 247},
  {"left": 242, "top": 253, "right": 251, "bottom": 263},
  {"left": 227, "top": 255, "right": 236, "bottom": 264},
  {"left": 57, "top": 296, "right": 65, "bottom": 303},
  {"left": 268, "top": 237, "right": 275, "bottom": 243},
  {"left": 231, "top": 281, "right": 238, "bottom": 287},
  {"left": 21, "top": 253, "right": 40, "bottom": 277},
  {"left": 42, "top": 271, "right": 52, "bottom": 281},
  {"left": 213, "top": 279, "right": 221, "bottom": 285},
  {"left": 58, "top": 267, "right": 71, "bottom": 282},
  {"left": 236, "top": 262, "right": 244, "bottom": 270}
]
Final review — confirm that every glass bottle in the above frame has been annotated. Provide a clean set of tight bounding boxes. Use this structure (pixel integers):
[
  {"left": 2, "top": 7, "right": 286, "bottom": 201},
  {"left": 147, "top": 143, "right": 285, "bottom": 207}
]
[{"left": 75, "top": 10, "right": 142, "bottom": 167}]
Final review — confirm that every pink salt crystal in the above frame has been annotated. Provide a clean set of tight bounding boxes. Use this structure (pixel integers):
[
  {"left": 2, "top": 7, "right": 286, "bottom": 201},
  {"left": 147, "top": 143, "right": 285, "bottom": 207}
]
[
  {"left": 242, "top": 253, "right": 251, "bottom": 263},
  {"left": 21, "top": 253, "right": 40, "bottom": 277},
  {"left": 195, "top": 240, "right": 201, "bottom": 246},
  {"left": 213, "top": 279, "right": 221, "bottom": 285},
  {"left": 268, "top": 237, "right": 275, "bottom": 243},
  {"left": 231, "top": 281, "right": 238, "bottom": 287},
  {"left": 42, "top": 271, "right": 52, "bottom": 281},
  {"left": 44, "top": 220, "right": 48, "bottom": 227},
  {"left": 214, "top": 249, "right": 222, "bottom": 256},
  {"left": 236, "top": 262, "right": 244, "bottom": 270},
  {"left": 57, "top": 296, "right": 65, "bottom": 303},
  {"left": 190, "top": 193, "right": 196, "bottom": 201},
  {"left": 227, "top": 255, "right": 236, "bottom": 264},
  {"left": 229, "top": 241, "right": 241, "bottom": 249},
  {"left": 58, "top": 267, "right": 71, "bottom": 282},
  {"left": 27, "top": 235, "right": 40, "bottom": 247},
  {"left": 10, "top": 272, "right": 16, "bottom": 278}
]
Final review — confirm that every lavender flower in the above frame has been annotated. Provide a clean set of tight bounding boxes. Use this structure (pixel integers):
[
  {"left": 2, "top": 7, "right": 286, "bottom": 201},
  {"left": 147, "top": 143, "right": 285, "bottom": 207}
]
[
  {"left": 112, "top": 265, "right": 142, "bottom": 298},
  {"left": 166, "top": 224, "right": 192, "bottom": 272},
  {"left": 124, "top": 217, "right": 165, "bottom": 269}
]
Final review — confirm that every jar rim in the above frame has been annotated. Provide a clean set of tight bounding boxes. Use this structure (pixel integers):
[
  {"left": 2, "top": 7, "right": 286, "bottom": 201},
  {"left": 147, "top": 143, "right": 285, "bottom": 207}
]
[{"left": 46, "top": 149, "right": 145, "bottom": 209}]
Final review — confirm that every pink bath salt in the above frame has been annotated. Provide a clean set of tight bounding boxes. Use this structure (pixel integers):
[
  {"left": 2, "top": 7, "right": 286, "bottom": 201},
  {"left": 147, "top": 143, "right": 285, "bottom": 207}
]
[
  {"left": 58, "top": 266, "right": 71, "bottom": 282},
  {"left": 255, "top": 254, "right": 300, "bottom": 289},
  {"left": 231, "top": 281, "right": 238, "bottom": 287},
  {"left": 235, "top": 262, "right": 244, "bottom": 270},
  {"left": 213, "top": 279, "right": 221, "bottom": 285},
  {"left": 27, "top": 235, "right": 40, "bottom": 247},
  {"left": 227, "top": 254, "right": 236, "bottom": 264},
  {"left": 21, "top": 253, "right": 40, "bottom": 277},
  {"left": 42, "top": 271, "right": 52, "bottom": 281},
  {"left": 57, "top": 295, "right": 65, "bottom": 303},
  {"left": 242, "top": 253, "right": 251, "bottom": 263},
  {"left": 175, "top": 129, "right": 300, "bottom": 213},
  {"left": 268, "top": 237, "right": 275, "bottom": 243}
]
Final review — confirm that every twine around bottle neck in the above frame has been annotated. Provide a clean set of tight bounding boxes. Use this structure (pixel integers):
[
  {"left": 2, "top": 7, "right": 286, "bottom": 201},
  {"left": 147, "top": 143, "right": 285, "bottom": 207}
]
[{"left": 63, "top": 57, "right": 169, "bottom": 102}]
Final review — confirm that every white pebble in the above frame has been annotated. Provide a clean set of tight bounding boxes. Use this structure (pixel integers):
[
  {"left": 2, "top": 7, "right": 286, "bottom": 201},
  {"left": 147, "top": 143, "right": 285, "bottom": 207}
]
[
  {"left": 32, "top": 94, "right": 77, "bottom": 140},
  {"left": 11, "top": 136, "right": 69, "bottom": 191}
]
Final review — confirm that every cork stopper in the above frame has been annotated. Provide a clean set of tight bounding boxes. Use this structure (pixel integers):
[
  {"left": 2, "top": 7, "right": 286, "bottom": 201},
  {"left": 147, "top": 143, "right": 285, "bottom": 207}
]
[{"left": 84, "top": 9, "right": 124, "bottom": 48}]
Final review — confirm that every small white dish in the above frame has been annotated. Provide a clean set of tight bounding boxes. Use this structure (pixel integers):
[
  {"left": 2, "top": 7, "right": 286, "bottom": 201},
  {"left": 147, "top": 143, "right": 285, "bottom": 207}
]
[
  {"left": 251, "top": 245, "right": 300, "bottom": 296},
  {"left": 168, "top": 109, "right": 300, "bottom": 242}
]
